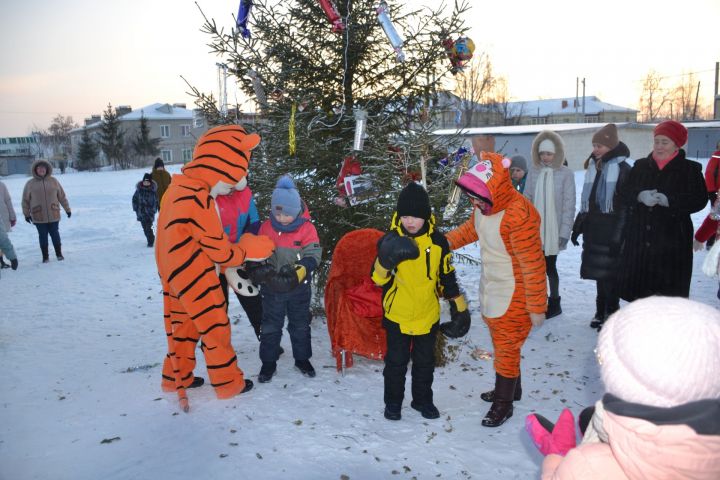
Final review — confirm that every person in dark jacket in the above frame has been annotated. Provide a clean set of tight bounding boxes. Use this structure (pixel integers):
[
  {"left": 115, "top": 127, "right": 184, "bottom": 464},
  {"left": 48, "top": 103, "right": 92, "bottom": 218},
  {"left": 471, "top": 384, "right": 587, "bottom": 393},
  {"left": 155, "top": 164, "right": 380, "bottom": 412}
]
[
  {"left": 571, "top": 124, "right": 631, "bottom": 330},
  {"left": 151, "top": 157, "right": 172, "bottom": 207},
  {"left": 132, "top": 173, "right": 159, "bottom": 247},
  {"left": 509, "top": 155, "right": 528, "bottom": 193},
  {"left": 618, "top": 120, "right": 707, "bottom": 301}
]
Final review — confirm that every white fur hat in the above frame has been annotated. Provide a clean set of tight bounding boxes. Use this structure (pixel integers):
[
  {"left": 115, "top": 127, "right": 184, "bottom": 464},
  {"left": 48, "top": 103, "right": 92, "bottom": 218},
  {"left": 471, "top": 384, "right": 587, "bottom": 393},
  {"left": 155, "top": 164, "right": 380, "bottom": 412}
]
[
  {"left": 538, "top": 139, "right": 555, "bottom": 154},
  {"left": 597, "top": 296, "right": 720, "bottom": 408}
]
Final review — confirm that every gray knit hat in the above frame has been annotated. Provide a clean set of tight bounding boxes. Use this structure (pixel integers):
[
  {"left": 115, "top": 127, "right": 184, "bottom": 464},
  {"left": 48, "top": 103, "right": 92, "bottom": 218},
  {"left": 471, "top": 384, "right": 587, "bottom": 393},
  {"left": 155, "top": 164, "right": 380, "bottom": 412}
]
[{"left": 510, "top": 155, "right": 528, "bottom": 173}]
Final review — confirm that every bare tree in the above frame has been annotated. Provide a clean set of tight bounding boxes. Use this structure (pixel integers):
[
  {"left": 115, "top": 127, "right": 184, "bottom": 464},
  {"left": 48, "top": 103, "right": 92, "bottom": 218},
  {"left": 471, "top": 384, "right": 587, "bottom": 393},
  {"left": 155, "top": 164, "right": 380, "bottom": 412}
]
[
  {"left": 484, "top": 77, "right": 523, "bottom": 125},
  {"left": 33, "top": 114, "right": 78, "bottom": 173},
  {"left": 453, "top": 53, "right": 497, "bottom": 126},
  {"left": 639, "top": 70, "right": 671, "bottom": 122}
]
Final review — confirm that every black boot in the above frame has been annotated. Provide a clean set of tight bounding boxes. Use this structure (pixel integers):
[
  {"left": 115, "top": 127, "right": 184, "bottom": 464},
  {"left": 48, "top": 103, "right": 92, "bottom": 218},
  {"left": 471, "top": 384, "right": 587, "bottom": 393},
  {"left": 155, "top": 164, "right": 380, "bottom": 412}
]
[
  {"left": 258, "top": 362, "right": 277, "bottom": 383},
  {"left": 41, "top": 246, "right": 50, "bottom": 263},
  {"left": 590, "top": 296, "right": 605, "bottom": 328},
  {"left": 481, "top": 373, "right": 522, "bottom": 403},
  {"left": 54, "top": 245, "right": 64, "bottom": 261},
  {"left": 384, "top": 403, "right": 402, "bottom": 421},
  {"left": 481, "top": 374, "right": 517, "bottom": 427},
  {"left": 546, "top": 296, "right": 562, "bottom": 319}
]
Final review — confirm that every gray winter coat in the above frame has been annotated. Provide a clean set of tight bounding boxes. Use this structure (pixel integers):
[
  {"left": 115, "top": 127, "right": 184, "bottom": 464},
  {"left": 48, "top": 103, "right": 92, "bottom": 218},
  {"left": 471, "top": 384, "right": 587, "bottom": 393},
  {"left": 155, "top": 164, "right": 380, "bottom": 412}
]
[
  {"left": 524, "top": 130, "right": 576, "bottom": 249},
  {"left": 0, "top": 180, "right": 16, "bottom": 231}
]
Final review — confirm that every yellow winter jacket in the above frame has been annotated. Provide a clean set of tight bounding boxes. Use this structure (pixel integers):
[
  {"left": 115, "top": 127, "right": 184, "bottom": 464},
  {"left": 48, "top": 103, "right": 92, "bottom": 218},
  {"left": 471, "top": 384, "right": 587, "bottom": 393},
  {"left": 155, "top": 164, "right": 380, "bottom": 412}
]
[{"left": 371, "top": 213, "right": 460, "bottom": 335}]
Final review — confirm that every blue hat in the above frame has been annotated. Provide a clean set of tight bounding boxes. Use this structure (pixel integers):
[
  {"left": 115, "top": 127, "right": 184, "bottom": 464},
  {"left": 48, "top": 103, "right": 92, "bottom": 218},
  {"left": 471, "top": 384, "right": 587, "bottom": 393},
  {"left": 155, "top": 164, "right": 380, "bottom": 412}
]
[{"left": 271, "top": 175, "right": 302, "bottom": 219}]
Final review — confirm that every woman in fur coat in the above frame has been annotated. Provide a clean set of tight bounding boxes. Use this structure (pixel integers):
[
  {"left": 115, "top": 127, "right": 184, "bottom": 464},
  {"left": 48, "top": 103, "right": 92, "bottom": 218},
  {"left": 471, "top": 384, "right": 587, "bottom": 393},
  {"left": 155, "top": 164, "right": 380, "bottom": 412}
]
[{"left": 524, "top": 130, "right": 576, "bottom": 318}]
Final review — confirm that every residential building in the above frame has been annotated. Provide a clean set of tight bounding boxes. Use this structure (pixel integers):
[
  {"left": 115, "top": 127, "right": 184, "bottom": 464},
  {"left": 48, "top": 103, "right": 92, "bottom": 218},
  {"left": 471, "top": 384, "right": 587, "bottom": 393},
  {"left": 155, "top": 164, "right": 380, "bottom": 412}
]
[
  {"left": 430, "top": 93, "right": 638, "bottom": 129},
  {"left": 70, "top": 103, "right": 210, "bottom": 167}
]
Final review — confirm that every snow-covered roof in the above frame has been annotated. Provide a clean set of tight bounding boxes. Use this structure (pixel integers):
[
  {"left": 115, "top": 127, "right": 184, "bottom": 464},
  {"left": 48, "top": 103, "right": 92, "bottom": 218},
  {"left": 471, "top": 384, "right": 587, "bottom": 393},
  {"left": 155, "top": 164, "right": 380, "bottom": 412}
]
[
  {"left": 432, "top": 122, "right": 653, "bottom": 136},
  {"left": 120, "top": 103, "right": 194, "bottom": 121},
  {"left": 506, "top": 96, "right": 637, "bottom": 117}
]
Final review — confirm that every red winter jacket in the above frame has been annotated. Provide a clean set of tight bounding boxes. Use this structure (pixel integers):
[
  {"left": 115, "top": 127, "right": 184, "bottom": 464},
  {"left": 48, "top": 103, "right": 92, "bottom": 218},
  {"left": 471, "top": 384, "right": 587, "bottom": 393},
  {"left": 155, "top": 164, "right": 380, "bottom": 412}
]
[{"left": 705, "top": 150, "right": 720, "bottom": 193}]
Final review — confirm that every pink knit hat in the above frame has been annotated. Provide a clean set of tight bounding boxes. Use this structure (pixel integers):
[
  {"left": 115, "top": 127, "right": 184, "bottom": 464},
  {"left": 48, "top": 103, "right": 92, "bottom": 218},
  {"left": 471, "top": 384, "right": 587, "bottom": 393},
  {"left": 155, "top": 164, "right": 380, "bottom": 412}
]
[{"left": 597, "top": 296, "right": 720, "bottom": 408}]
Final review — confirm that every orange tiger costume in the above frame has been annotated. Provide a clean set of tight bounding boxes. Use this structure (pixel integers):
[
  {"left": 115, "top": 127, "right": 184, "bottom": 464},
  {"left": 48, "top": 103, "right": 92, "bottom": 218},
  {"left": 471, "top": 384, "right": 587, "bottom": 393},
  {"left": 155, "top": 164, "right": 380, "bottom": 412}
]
[
  {"left": 155, "top": 125, "right": 274, "bottom": 411},
  {"left": 446, "top": 143, "right": 546, "bottom": 427}
]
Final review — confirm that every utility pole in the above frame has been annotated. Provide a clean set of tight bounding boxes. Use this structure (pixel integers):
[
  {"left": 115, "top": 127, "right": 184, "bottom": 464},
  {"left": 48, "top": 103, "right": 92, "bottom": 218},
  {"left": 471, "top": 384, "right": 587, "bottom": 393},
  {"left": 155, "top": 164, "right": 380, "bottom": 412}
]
[
  {"left": 581, "top": 78, "right": 586, "bottom": 121},
  {"left": 575, "top": 77, "right": 579, "bottom": 123},
  {"left": 692, "top": 81, "right": 700, "bottom": 120},
  {"left": 714, "top": 62, "right": 719, "bottom": 119}
]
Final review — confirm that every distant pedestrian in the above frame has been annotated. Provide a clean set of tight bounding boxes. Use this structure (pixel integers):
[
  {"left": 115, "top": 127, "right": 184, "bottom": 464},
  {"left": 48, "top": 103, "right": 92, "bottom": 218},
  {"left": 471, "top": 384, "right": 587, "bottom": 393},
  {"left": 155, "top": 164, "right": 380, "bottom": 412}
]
[
  {"left": 0, "top": 179, "right": 17, "bottom": 268},
  {"left": 0, "top": 222, "right": 18, "bottom": 278},
  {"left": 21, "top": 159, "right": 71, "bottom": 263},
  {"left": 702, "top": 140, "right": 720, "bottom": 248},
  {"left": 151, "top": 157, "right": 172, "bottom": 207},
  {"left": 132, "top": 173, "right": 159, "bottom": 247}
]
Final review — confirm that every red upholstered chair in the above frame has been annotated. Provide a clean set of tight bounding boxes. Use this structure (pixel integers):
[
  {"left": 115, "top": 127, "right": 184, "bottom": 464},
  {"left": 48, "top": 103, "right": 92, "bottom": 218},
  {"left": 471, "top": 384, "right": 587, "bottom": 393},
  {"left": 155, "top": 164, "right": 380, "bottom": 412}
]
[{"left": 325, "top": 228, "right": 386, "bottom": 372}]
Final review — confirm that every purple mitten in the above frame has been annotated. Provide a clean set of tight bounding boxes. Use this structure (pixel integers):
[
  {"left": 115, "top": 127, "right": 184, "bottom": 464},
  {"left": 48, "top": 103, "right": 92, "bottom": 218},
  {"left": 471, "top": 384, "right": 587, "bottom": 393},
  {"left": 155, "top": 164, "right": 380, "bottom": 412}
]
[{"left": 525, "top": 408, "right": 577, "bottom": 456}]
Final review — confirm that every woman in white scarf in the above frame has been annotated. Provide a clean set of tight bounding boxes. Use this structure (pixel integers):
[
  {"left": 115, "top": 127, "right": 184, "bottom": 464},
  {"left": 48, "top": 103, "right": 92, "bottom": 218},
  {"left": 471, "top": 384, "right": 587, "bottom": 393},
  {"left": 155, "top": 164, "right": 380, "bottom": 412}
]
[
  {"left": 570, "top": 124, "right": 631, "bottom": 330},
  {"left": 524, "top": 130, "right": 576, "bottom": 319}
]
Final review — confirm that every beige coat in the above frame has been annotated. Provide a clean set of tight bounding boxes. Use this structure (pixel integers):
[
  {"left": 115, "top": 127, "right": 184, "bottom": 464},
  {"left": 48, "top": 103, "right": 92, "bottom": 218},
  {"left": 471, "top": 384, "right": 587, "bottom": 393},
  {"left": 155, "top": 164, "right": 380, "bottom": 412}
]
[
  {"left": 0, "top": 180, "right": 16, "bottom": 231},
  {"left": 21, "top": 159, "right": 71, "bottom": 224}
]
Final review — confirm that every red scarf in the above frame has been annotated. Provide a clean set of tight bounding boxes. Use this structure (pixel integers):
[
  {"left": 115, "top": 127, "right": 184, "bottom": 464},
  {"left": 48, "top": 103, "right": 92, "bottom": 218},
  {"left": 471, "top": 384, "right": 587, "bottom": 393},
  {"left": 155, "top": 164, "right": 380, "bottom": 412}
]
[{"left": 653, "top": 150, "right": 679, "bottom": 170}]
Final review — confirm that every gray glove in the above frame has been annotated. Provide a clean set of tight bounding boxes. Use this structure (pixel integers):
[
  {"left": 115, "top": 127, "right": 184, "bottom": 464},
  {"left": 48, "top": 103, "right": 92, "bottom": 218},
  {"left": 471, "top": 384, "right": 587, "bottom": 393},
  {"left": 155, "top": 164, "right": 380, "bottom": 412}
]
[
  {"left": 637, "top": 189, "right": 659, "bottom": 207},
  {"left": 654, "top": 192, "right": 669, "bottom": 207}
]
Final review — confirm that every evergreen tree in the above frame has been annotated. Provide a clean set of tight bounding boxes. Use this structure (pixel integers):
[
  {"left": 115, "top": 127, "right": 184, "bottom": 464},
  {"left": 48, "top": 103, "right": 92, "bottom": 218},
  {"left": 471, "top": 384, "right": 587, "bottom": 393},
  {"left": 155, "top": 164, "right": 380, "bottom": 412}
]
[
  {"left": 75, "top": 127, "right": 99, "bottom": 171},
  {"left": 132, "top": 113, "right": 161, "bottom": 167},
  {"left": 191, "top": 0, "right": 472, "bottom": 282},
  {"left": 97, "top": 103, "right": 127, "bottom": 169}
]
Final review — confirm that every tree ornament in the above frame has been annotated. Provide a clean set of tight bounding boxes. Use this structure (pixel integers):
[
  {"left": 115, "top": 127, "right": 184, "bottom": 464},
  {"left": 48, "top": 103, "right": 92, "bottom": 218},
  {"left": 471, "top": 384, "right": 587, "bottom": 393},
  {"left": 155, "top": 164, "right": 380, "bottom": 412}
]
[
  {"left": 236, "top": 0, "right": 253, "bottom": 39},
  {"left": 289, "top": 102, "right": 297, "bottom": 156},
  {"left": 318, "top": 0, "right": 345, "bottom": 33},
  {"left": 247, "top": 69, "right": 267, "bottom": 106},
  {"left": 442, "top": 36, "right": 475, "bottom": 74},
  {"left": 353, "top": 109, "right": 368, "bottom": 151},
  {"left": 443, "top": 148, "right": 473, "bottom": 219},
  {"left": 335, "top": 155, "right": 375, "bottom": 206},
  {"left": 376, "top": 1, "right": 405, "bottom": 62}
]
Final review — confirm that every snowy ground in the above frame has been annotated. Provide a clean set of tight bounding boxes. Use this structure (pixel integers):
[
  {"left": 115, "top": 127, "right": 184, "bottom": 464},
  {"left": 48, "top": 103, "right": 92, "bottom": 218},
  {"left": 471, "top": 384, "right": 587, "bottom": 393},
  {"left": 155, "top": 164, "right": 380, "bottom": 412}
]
[{"left": 1, "top": 161, "right": 718, "bottom": 480}]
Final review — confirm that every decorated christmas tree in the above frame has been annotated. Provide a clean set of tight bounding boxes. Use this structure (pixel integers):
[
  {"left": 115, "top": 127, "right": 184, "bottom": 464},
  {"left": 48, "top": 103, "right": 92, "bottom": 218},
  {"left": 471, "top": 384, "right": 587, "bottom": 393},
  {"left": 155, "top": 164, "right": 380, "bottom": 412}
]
[{"left": 190, "top": 0, "right": 475, "bottom": 283}]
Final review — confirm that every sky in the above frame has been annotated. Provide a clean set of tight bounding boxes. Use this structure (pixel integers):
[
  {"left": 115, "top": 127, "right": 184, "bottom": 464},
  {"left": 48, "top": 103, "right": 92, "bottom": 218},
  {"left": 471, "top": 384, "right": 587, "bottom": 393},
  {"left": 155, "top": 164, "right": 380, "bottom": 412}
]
[
  {"left": 1, "top": 163, "right": 718, "bottom": 479},
  {"left": 1, "top": 0, "right": 719, "bottom": 136}
]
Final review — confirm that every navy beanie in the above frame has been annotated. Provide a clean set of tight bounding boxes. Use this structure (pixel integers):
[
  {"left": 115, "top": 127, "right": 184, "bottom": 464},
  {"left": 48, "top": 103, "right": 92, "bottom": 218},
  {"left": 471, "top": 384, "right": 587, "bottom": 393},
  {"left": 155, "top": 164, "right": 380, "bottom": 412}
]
[
  {"left": 142, "top": 173, "right": 153, "bottom": 183},
  {"left": 396, "top": 182, "right": 431, "bottom": 220},
  {"left": 271, "top": 175, "right": 302, "bottom": 219}
]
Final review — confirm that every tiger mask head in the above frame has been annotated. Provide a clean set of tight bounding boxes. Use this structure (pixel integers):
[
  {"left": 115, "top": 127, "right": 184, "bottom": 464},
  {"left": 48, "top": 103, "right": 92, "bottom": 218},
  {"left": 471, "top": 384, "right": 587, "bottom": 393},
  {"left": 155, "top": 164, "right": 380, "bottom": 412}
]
[
  {"left": 182, "top": 125, "right": 261, "bottom": 194},
  {"left": 455, "top": 139, "right": 515, "bottom": 215}
]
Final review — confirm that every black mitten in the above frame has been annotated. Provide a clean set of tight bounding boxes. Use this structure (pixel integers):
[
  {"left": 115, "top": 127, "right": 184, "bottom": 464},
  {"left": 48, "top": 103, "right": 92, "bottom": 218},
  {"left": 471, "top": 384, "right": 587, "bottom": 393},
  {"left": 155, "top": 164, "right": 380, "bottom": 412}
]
[
  {"left": 440, "top": 296, "right": 471, "bottom": 338},
  {"left": 376, "top": 231, "right": 419, "bottom": 270},
  {"left": 267, "top": 264, "right": 302, "bottom": 293},
  {"left": 245, "top": 260, "right": 275, "bottom": 285}
]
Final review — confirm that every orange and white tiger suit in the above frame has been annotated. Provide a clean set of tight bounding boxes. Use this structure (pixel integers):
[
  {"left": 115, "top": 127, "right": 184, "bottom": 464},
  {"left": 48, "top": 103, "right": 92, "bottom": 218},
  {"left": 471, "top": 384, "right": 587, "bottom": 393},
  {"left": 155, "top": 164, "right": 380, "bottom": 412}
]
[
  {"left": 446, "top": 148, "right": 546, "bottom": 426},
  {"left": 155, "top": 125, "right": 274, "bottom": 410}
]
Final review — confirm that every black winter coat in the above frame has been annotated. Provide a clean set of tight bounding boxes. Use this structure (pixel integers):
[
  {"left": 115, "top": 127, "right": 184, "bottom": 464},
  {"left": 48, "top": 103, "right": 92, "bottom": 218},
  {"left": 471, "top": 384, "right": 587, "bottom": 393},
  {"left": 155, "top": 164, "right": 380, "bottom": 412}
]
[
  {"left": 132, "top": 181, "right": 159, "bottom": 223},
  {"left": 572, "top": 142, "right": 631, "bottom": 281},
  {"left": 618, "top": 149, "right": 707, "bottom": 301}
]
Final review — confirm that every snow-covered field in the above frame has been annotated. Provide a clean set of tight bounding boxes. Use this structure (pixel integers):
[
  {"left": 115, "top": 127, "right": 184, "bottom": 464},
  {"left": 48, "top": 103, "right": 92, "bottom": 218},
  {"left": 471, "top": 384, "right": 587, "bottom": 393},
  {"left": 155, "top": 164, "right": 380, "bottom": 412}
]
[{"left": 1, "top": 161, "right": 717, "bottom": 480}]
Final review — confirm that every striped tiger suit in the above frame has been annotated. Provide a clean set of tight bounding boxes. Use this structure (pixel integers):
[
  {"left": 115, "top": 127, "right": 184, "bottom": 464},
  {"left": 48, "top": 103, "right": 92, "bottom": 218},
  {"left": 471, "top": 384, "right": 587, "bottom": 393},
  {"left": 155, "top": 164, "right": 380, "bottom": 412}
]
[
  {"left": 447, "top": 150, "right": 547, "bottom": 377},
  {"left": 155, "top": 125, "right": 273, "bottom": 408}
]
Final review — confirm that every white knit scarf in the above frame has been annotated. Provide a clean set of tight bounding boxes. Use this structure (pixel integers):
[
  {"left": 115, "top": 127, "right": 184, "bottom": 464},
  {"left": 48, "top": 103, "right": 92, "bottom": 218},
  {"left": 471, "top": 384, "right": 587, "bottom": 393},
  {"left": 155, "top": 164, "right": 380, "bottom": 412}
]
[{"left": 533, "top": 166, "right": 559, "bottom": 256}]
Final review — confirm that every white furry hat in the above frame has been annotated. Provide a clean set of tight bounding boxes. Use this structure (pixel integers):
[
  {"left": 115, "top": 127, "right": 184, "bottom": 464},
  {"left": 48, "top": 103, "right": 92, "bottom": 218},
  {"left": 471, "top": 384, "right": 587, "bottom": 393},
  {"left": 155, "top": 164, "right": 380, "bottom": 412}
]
[
  {"left": 538, "top": 139, "right": 555, "bottom": 154},
  {"left": 597, "top": 296, "right": 720, "bottom": 408}
]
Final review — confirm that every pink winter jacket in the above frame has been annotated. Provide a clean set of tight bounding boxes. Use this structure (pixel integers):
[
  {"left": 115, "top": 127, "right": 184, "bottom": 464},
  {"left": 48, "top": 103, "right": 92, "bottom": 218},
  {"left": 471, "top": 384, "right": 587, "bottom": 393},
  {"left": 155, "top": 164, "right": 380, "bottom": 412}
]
[{"left": 542, "top": 409, "right": 720, "bottom": 479}]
